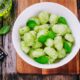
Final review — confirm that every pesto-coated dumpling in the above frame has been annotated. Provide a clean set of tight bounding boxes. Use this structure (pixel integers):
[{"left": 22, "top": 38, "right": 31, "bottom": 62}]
[
  {"left": 57, "top": 49, "right": 66, "bottom": 58},
  {"left": 29, "top": 31, "right": 36, "bottom": 39},
  {"left": 20, "top": 41, "right": 30, "bottom": 54},
  {"left": 65, "top": 34, "right": 74, "bottom": 42},
  {"left": 44, "top": 47, "right": 58, "bottom": 61},
  {"left": 49, "top": 14, "right": 59, "bottom": 25},
  {"left": 38, "top": 11, "right": 49, "bottom": 24},
  {"left": 32, "top": 40, "right": 42, "bottom": 49},
  {"left": 19, "top": 27, "right": 30, "bottom": 35},
  {"left": 23, "top": 32, "right": 35, "bottom": 46},
  {"left": 29, "top": 17, "right": 40, "bottom": 25},
  {"left": 52, "top": 24, "right": 69, "bottom": 35},
  {"left": 48, "top": 57, "right": 55, "bottom": 64},
  {"left": 54, "top": 36, "right": 63, "bottom": 51},
  {"left": 37, "top": 29, "right": 48, "bottom": 38},
  {"left": 45, "top": 38, "right": 54, "bottom": 47},
  {"left": 30, "top": 49, "right": 44, "bottom": 58},
  {"left": 34, "top": 24, "right": 49, "bottom": 32}
]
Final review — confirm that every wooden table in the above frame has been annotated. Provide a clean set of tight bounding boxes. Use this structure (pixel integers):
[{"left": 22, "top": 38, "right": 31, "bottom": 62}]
[{"left": 0, "top": 0, "right": 80, "bottom": 80}]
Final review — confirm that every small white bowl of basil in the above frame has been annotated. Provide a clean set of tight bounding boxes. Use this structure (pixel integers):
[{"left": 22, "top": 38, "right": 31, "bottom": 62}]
[{"left": 12, "top": 2, "right": 80, "bottom": 69}]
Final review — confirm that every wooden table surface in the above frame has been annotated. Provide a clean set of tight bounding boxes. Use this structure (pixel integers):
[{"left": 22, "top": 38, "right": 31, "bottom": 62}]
[{"left": 0, "top": 0, "right": 80, "bottom": 80}]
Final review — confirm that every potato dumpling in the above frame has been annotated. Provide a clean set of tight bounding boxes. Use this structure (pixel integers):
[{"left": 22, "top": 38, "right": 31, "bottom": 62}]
[
  {"left": 20, "top": 41, "right": 30, "bottom": 53},
  {"left": 45, "top": 38, "right": 54, "bottom": 47},
  {"left": 19, "top": 27, "right": 30, "bottom": 35},
  {"left": 57, "top": 49, "right": 66, "bottom": 58},
  {"left": 37, "top": 29, "right": 48, "bottom": 38},
  {"left": 29, "top": 31, "right": 36, "bottom": 39},
  {"left": 38, "top": 11, "right": 49, "bottom": 24},
  {"left": 32, "top": 40, "right": 42, "bottom": 49},
  {"left": 34, "top": 24, "right": 49, "bottom": 32},
  {"left": 52, "top": 24, "right": 69, "bottom": 35},
  {"left": 23, "top": 33, "right": 35, "bottom": 46},
  {"left": 54, "top": 36, "right": 63, "bottom": 51},
  {"left": 49, "top": 14, "right": 59, "bottom": 25},
  {"left": 44, "top": 47, "right": 58, "bottom": 62},
  {"left": 65, "top": 34, "right": 74, "bottom": 42},
  {"left": 30, "top": 49, "right": 44, "bottom": 58}
]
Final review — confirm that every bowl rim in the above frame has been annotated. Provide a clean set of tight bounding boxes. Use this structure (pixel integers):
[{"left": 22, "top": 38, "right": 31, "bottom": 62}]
[{"left": 12, "top": 2, "right": 80, "bottom": 69}]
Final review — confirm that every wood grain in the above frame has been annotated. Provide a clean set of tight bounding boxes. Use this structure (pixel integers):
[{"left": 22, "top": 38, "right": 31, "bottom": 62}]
[
  {"left": 1, "top": 74, "right": 79, "bottom": 80},
  {"left": 16, "top": 0, "right": 80, "bottom": 74},
  {"left": 1, "top": 1, "right": 17, "bottom": 80},
  {"left": 0, "top": 18, "right": 2, "bottom": 80}
]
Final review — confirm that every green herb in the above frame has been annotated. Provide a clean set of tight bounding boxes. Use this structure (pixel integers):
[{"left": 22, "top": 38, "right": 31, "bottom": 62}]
[
  {"left": 57, "top": 17, "right": 67, "bottom": 24},
  {"left": 63, "top": 41, "right": 72, "bottom": 53},
  {"left": 26, "top": 20, "right": 37, "bottom": 29},
  {"left": 34, "top": 55, "right": 49, "bottom": 64},
  {"left": 38, "top": 35, "right": 48, "bottom": 44},
  {"left": 0, "top": 0, "right": 12, "bottom": 17},
  {"left": 0, "top": 25, "right": 10, "bottom": 35},
  {"left": 47, "top": 31, "right": 56, "bottom": 39}
]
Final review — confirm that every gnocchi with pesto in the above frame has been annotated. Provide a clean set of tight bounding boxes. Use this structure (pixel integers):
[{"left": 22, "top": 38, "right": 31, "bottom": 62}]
[{"left": 19, "top": 11, "right": 75, "bottom": 64}]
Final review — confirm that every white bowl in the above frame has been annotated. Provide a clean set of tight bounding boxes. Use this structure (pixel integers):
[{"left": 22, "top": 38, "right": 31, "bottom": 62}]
[{"left": 12, "top": 2, "right": 80, "bottom": 69}]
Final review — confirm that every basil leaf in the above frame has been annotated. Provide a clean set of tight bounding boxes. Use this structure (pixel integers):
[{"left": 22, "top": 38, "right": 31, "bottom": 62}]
[
  {"left": 63, "top": 41, "right": 72, "bottom": 53},
  {"left": 47, "top": 31, "right": 56, "bottom": 39},
  {"left": 34, "top": 55, "right": 49, "bottom": 64},
  {"left": 57, "top": 17, "right": 67, "bottom": 24},
  {"left": 38, "top": 35, "right": 48, "bottom": 44},
  {"left": 0, "top": 0, "right": 12, "bottom": 17},
  {"left": 26, "top": 20, "right": 37, "bottom": 30},
  {"left": 0, "top": 25, "right": 10, "bottom": 35}
]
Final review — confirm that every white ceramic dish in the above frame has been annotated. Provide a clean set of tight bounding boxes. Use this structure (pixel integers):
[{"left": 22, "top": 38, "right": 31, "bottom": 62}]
[{"left": 12, "top": 2, "right": 80, "bottom": 69}]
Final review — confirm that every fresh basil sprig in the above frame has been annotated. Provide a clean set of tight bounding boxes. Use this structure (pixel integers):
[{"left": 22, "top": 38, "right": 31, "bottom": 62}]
[{"left": 0, "top": 0, "right": 12, "bottom": 17}]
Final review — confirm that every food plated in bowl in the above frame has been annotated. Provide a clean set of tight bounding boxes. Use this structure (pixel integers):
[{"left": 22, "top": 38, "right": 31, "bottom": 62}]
[
  {"left": 19, "top": 11, "right": 75, "bottom": 64},
  {"left": 12, "top": 2, "right": 80, "bottom": 69}
]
